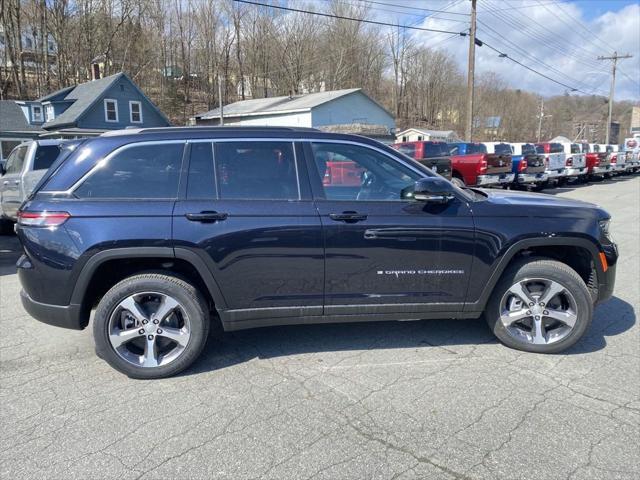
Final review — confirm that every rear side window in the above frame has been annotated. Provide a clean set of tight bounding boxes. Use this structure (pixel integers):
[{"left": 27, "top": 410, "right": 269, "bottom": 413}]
[
  {"left": 74, "top": 143, "right": 183, "bottom": 199},
  {"left": 550, "top": 143, "right": 563, "bottom": 153},
  {"left": 466, "top": 143, "right": 487, "bottom": 154},
  {"left": 214, "top": 141, "right": 298, "bottom": 200},
  {"left": 33, "top": 145, "right": 61, "bottom": 170},
  {"left": 422, "top": 143, "right": 447, "bottom": 158}
]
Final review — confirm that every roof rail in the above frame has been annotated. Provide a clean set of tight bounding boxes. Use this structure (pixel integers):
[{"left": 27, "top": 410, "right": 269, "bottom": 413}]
[{"left": 101, "top": 126, "right": 321, "bottom": 137}]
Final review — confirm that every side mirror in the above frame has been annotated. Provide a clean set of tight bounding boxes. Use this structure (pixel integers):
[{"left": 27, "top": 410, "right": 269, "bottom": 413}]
[{"left": 413, "top": 177, "right": 455, "bottom": 204}]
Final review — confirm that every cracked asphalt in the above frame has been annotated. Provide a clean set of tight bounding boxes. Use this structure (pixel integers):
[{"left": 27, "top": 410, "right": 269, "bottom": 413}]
[{"left": 1, "top": 176, "right": 638, "bottom": 480}]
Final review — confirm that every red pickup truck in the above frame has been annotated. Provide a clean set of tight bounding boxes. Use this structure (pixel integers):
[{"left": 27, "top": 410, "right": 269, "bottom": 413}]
[
  {"left": 390, "top": 141, "right": 453, "bottom": 180},
  {"left": 446, "top": 142, "right": 514, "bottom": 187}
]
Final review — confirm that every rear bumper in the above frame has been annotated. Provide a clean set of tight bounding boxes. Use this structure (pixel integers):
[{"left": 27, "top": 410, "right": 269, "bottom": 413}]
[
  {"left": 20, "top": 290, "right": 84, "bottom": 330},
  {"left": 545, "top": 169, "right": 566, "bottom": 179},
  {"left": 564, "top": 167, "right": 587, "bottom": 177},
  {"left": 476, "top": 173, "right": 515, "bottom": 186},
  {"left": 591, "top": 165, "right": 612, "bottom": 175},
  {"left": 516, "top": 172, "right": 548, "bottom": 184}
]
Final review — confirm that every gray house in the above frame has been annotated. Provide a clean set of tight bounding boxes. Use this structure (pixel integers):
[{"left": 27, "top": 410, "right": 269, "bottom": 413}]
[
  {"left": 0, "top": 72, "right": 170, "bottom": 162},
  {"left": 193, "top": 88, "right": 395, "bottom": 139}
]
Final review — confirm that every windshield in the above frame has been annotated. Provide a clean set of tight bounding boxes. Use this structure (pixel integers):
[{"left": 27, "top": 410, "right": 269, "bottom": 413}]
[
  {"left": 494, "top": 144, "right": 511, "bottom": 155},
  {"left": 422, "top": 143, "right": 448, "bottom": 158}
]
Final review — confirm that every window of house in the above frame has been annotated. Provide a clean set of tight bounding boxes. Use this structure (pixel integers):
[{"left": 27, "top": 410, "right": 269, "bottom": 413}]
[
  {"left": 129, "top": 101, "right": 142, "bottom": 123},
  {"left": 214, "top": 141, "right": 298, "bottom": 200},
  {"left": 417, "top": 135, "right": 423, "bottom": 141},
  {"left": 311, "top": 142, "right": 420, "bottom": 201},
  {"left": 104, "top": 99, "right": 118, "bottom": 122},
  {"left": 45, "top": 104, "right": 55, "bottom": 121},
  {"left": 74, "top": 143, "right": 184, "bottom": 199},
  {"left": 31, "top": 105, "right": 43, "bottom": 122},
  {"left": 24, "top": 37, "right": 33, "bottom": 49}
]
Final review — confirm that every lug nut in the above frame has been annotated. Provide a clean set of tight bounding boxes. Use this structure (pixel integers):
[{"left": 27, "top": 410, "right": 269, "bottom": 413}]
[
  {"left": 535, "top": 316, "right": 541, "bottom": 320},
  {"left": 157, "top": 328, "right": 163, "bottom": 334},
  {"left": 142, "top": 319, "right": 148, "bottom": 324},
  {"left": 543, "top": 310, "right": 549, "bottom": 315},
  {"left": 153, "top": 319, "right": 159, "bottom": 324},
  {"left": 147, "top": 335, "right": 154, "bottom": 340},
  {"left": 526, "top": 310, "right": 531, "bottom": 315},
  {"left": 138, "top": 329, "right": 145, "bottom": 335},
  {"left": 529, "top": 302, "right": 535, "bottom": 306},
  {"left": 539, "top": 302, "right": 545, "bottom": 307}
]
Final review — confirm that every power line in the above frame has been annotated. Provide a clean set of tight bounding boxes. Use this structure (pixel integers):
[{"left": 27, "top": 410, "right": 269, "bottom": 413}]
[
  {"left": 355, "top": 0, "right": 469, "bottom": 16},
  {"left": 232, "top": 0, "right": 469, "bottom": 36}
]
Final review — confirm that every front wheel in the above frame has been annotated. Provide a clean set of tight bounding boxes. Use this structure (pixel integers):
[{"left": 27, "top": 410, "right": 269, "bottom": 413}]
[
  {"left": 485, "top": 259, "right": 592, "bottom": 353},
  {"left": 93, "top": 273, "right": 210, "bottom": 379},
  {"left": 450, "top": 176, "right": 465, "bottom": 188}
]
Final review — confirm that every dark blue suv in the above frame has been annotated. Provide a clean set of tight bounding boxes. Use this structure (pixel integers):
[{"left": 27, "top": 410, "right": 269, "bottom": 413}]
[{"left": 16, "top": 127, "right": 618, "bottom": 378}]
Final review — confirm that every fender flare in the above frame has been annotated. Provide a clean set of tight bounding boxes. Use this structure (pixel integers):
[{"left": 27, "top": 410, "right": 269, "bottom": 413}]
[
  {"left": 70, "top": 246, "right": 228, "bottom": 310},
  {"left": 465, "top": 236, "right": 602, "bottom": 312}
]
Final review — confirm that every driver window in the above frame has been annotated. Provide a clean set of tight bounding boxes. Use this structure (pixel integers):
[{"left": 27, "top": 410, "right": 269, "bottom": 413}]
[{"left": 311, "top": 142, "right": 420, "bottom": 201}]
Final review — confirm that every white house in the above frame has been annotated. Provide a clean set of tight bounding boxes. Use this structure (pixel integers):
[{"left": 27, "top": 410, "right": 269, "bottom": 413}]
[
  {"left": 193, "top": 88, "right": 395, "bottom": 136},
  {"left": 395, "top": 128, "right": 459, "bottom": 143}
]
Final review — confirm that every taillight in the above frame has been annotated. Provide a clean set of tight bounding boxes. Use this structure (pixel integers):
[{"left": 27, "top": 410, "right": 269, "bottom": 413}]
[
  {"left": 611, "top": 155, "right": 617, "bottom": 164},
  {"left": 478, "top": 159, "right": 488, "bottom": 174},
  {"left": 17, "top": 211, "right": 70, "bottom": 227},
  {"left": 566, "top": 157, "right": 573, "bottom": 166},
  {"left": 518, "top": 159, "right": 528, "bottom": 172}
]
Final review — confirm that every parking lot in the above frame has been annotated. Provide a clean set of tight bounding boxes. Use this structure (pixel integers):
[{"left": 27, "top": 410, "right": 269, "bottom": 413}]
[{"left": 1, "top": 176, "right": 638, "bottom": 480}]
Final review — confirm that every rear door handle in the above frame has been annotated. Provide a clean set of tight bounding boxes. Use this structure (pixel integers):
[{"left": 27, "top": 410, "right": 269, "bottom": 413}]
[
  {"left": 329, "top": 211, "right": 368, "bottom": 223},
  {"left": 185, "top": 211, "right": 228, "bottom": 222}
]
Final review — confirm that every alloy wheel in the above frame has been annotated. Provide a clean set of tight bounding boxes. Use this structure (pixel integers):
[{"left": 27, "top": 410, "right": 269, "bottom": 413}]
[
  {"left": 499, "top": 278, "right": 578, "bottom": 346},
  {"left": 108, "top": 292, "right": 191, "bottom": 368}
]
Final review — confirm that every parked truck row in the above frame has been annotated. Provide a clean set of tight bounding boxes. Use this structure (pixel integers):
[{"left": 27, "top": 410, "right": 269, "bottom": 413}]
[{"left": 391, "top": 139, "right": 640, "bottom": 190}]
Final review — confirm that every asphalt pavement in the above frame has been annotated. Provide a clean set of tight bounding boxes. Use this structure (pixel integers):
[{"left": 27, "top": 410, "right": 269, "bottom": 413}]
[{"left": 1, "top": 176, "right": 638, "bottom": 480}]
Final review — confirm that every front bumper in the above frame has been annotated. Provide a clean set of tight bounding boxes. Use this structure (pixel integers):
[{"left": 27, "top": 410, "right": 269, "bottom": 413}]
[
  {"left": 20, "top": 290, "right": 84, "bottom": 330},
  {"left": 597, "top": 243, "right": 618, "bottom": 304},
  {"left": 476, "top": 173, "right": 515, "bottom": 186},
  {"left": 564, "top": 167, "right": 587, "bottom": 177},
  {"left": 516, "top": 172, "right": 548, "bottom": 184}
]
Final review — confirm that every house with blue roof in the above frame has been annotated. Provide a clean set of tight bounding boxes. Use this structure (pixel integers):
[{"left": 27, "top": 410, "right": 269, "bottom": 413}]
[{"left": 0, "top": 72, "right": 171, "bottom": 162}]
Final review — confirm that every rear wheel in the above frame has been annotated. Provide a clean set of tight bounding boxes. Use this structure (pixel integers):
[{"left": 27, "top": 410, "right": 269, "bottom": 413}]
[
  {"left": 93, "top": 273, "right": 210, "bottom": 379},
  {"left": 485, "top": 259, "right": 592, "bottom": 353}
]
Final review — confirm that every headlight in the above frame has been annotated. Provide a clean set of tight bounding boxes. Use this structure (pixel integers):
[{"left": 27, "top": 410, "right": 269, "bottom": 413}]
[{"left": 599, "top": 219, "right": 611, "bottom": 239}]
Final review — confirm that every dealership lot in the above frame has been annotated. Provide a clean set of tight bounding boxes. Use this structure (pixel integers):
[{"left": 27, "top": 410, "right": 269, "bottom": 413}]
[{"left": 1, "top": 177, "right": 638, "bottom": 480}]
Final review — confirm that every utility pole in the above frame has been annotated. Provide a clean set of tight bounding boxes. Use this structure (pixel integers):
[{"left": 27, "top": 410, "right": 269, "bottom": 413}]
[
  {"left": 465, "top": 0, "right": 477, "bottom": 141},
  {"left": 218, "top": 73, "right": 224, "bottom": 126},
  {"left": 597, "top": 52, "right": 632, "bottom": 144},
  {"left": 537, "top": 99, "right": 544, "bottom": 142}
]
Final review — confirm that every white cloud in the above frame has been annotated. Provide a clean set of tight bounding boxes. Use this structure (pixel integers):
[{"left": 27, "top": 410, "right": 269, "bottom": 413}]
[{"left": 374, "top": 0, "right": 640, "bottom": 100}]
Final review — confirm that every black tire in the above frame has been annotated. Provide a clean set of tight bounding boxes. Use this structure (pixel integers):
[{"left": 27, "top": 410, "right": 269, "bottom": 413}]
[
  {"left": 93, "top": 273, "right": 210, "bottom": 379},
  {"left": 0, "top": 218, "right": 14, "bottom": 235},
  {"left": 485, "top": 259, "right": 593, "bottom": 354},
  {"left": 451, "top": 176, "right": 465, "bottom": 188}
]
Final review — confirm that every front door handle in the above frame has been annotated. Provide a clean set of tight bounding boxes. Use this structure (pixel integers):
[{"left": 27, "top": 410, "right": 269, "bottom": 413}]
[
  {"left": 185, "top": 211, "right": 228, "bottom": 222},
  {"left": 329, "top": 211, "right": 368, "bottom": 223},
  {"left": 2, "top": 181, "right": 8, "bottom": 185}
]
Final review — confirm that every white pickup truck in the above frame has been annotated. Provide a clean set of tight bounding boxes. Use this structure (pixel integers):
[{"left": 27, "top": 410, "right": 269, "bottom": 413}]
[
  {"left": 561, "top": 142, "right": 588, "bottom": 180},
  {"left": 534, "top": 142, "right": 567, "bottom": 184},
  {"left": 0, "top": 139, "right": 65, "bottom": 230}
]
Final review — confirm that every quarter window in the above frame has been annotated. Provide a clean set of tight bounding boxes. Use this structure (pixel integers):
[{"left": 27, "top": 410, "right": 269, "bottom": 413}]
[
  {"left": 214, "top": 141, "right": 298, "bottom": 200},
  {"left": 104, "top": 99, "right": 118, "bottom": 122},
  {"left": 311, "top": 143, "right": 421, "bottom": 201},
  {"left": 74, "top": 143, "right": 183, "bottom": 199},
  {"left": 129, "top": 101, "right": 142, "bottom": 123}
]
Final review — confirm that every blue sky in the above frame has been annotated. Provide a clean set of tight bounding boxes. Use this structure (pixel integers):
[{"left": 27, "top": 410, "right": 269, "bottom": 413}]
[{"left": 342, "top": 0, "right": 640, "bottom": 100}]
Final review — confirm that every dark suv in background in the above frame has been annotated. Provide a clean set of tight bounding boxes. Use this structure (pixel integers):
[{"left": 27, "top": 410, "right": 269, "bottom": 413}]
[{"left": 16, "top": 127, "right": 617, "bottom": 378}]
